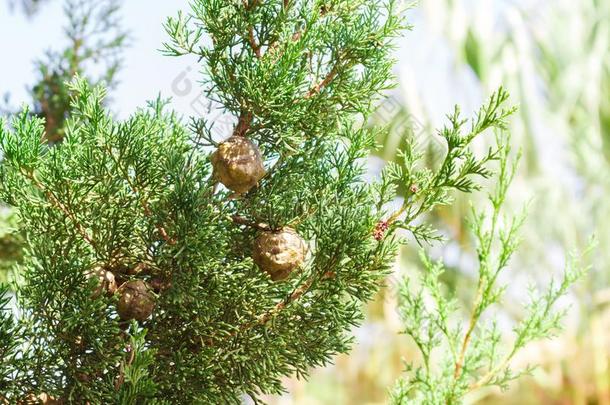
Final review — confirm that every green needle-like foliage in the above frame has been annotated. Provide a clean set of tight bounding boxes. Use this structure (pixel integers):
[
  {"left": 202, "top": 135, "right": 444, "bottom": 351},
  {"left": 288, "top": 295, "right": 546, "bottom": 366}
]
[
  {"left": 0, "top": 0, "right": 127, "bottom": 285},
  {"left": 0, "top": 0, "right": 563, "bottom": 403},
  {"left": 381, "top": 89, "right": 515, "bottom": 245},
  {"left": 391, "top": 135, "right": 589, "bottom": 404},
  {"left": 0, "top": 0, "right": 408, "bottom": 402}
]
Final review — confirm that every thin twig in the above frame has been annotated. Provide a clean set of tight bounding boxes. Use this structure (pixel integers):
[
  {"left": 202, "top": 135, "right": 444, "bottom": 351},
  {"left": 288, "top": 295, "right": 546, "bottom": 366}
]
[
  {"left": 453, "top": 292, "right": 482, "bottom": 379},
  {"left": 244, "top": 0, "right": 261, "bottom": 58},
  {"left": 206, "top": 250, "right": 343, "bottom": 348},
  {"left": 248, "top": 27, "right": 262, "bottom": 58},
  {"left": 201, "top": 274, "right": 318, "bottom": 348},
  {"left": 265, "top": 0, "right": 322, "bottom": 62},
  {"left": 468, "top": 350, "right": 515, "bottom": 392},
  {"left": 305, "top": 65, "right": 339, "bottom": 99},
  {"left": 114, "top": 343, "right": 136, "bottom": 391},
  {"left": 454, "top": 204, "right": 501, "bottom": 381},
  {"left": 265, "top": 30, "right": 302, "bottom": 62},
  {"left": 254, "top": 279, "right": 313, "bottom": 324},
  {"left": 220, "top": 278, "right": 314, "bottom": 344},
  {"left": 233, "top": 251, "right": 342, "bottom": 338},
  {"left": 234, "top": 110, "right": 253, "bottom": 137}
]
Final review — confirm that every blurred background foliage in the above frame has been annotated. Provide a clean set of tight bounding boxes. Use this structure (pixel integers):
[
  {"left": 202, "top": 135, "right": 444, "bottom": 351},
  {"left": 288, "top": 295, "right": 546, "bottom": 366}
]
[
  {"left": 0, "top": 209, "right": 21, "bottom": 284},
  {"left": 6, "top": 0, "right": 48, "bottom": 16},
  {"left": 2, "top": 0, "right": 610, "bottom": 403}
]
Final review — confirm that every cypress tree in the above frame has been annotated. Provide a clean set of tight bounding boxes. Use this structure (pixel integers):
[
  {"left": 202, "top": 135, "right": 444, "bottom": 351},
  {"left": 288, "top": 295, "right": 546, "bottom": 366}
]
[{"left": 0, "top": 1, "right": 550, "bottom": 403}]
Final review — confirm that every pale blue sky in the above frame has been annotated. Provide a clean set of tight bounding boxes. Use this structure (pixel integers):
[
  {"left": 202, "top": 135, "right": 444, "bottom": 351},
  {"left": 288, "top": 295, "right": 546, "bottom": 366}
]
[
  {"left": 0, "top": 0, "right": 212, "bottom": 118},
  {"left": 0, "top": 0, "right": 493, "bottom": 124}
]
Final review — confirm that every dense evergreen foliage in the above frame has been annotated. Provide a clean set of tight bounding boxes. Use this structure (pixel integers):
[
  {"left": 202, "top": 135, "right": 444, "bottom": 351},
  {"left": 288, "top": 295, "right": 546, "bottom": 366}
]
[
  {"left": 0, "top": 0, "right": 407, "bottom": 402},
  {"left": 0, "top": 1, "right": 583, "bottom": 403}
]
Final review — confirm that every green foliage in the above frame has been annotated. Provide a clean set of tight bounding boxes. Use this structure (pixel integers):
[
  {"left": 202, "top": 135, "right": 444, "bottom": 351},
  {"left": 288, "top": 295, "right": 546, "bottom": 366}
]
[
  {"left": 0, "top": 285, "right": 20, "bottom": 397},
  {"left": 0, "top": 0, "right": 414, "bottom": 402},
  {"left": 0, "top": 1, "right": 577, "bottom": 403},
  {"left": 0, "top": 0, "right": 128, "bottom": 286},
  {"left": 381, "top": 88, "right": 515, "bottom": 245},
  {"left": 3, "top": 0, "right": 127, "bottom": 140},
  {"left": 163, "top": 0, "right": 406, "bottom": 152},
  {"left": 115, "top": 327, "right": 158, "bottom": 403},
  {"left": 0, "top": 80, "right": 195, "bottom": 402},
  {"left": 391, "top": 134, "right": 589, "bottom": 404}
]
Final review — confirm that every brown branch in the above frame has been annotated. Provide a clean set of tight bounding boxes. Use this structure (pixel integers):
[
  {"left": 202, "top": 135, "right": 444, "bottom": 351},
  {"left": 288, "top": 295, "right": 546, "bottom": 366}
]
[
  {"left": 254, "top": 279, "right": 313, "bottom": 325},
  {"left": 264, "top": 0, "right": 313, "bottom": 61},
  {"left": 244, "top": 0, "right": 261, "bottom": 58},
  {"left": 200, "top": 273, "right": 318, "bottom": 348},
  {"left": 139, "top": 198, "right": 176, "bottom": 245},
  {"left": 305, "top": 65, "right": 340, "bottom": 99},
  {"left": 454, "top": 209, "right": 500, "bottom": 382},
  {"left": 453, "top": 319, "right": 475, "bottom": 379},
  {"left": 206, "top": 254, "right": 343, "bottom": 348},
  {"left": 114, "top": 343, "right": 136, "bottom": 391},
  {"left": 244, "top": 0, "right": 259, "bottom": 8},
  {"left": 219, "top": 278, "right": 314, "bottom": 345},
  {"left": 264, "top": 30, "right": 302, "bottom": 62},
  {"left": 248, "top": 27, "right": 262, "bottom": 58},
  {"left": 114, "top": 362, "right": 124, "bottom": 391},
  {"left": 453, "top": 282, "right": 485, "bottom": 380},
  {"left": 468, "top": 352, "right": 514, "bottom": 392},
  {"left": 292, "top": 31, "right": 303, "bottom": 42},
  {"left": 223, "top": 255, "right": 343, "bottom": 344},
  {"left": 234, "top": 0, "right": 259, "bottom": 137},
  {"left": 386, "top": 203, "right": 408, "bottom": 227},
  {"left": 233, "top": 109, "right": 253, "bottom": 137},
  {"left": 251, "top": 0, "right": 339, "bottom": 102}
]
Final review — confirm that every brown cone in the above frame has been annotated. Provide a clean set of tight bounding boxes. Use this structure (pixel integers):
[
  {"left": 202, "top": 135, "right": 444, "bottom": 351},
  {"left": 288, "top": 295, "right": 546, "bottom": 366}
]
[
  {"left": 253, "top": 227, "right": 307, "bottom": 281},
  {"left": 117, "top": 280, "right": 156, "bottom": 321},
  {"left": 86, "top": 266, "right": 117, "bottom": 298},
  {"left": 211, "top": 136, "right": 266, "bottom": 194}
]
